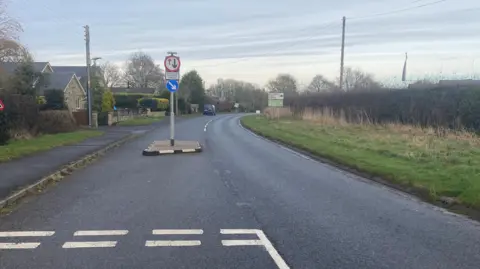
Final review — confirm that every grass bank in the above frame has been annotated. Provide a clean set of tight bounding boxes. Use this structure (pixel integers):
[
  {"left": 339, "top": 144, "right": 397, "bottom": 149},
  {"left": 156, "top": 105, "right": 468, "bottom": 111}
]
[
  {"left": 241, "top": 115, "right": 480, "bottom": 209},
  {"left": 0, "top": 130, "right": 103, "bottom": 162},
  {"left": 117, "top": 115, "right": 164, "bottom": 126}
]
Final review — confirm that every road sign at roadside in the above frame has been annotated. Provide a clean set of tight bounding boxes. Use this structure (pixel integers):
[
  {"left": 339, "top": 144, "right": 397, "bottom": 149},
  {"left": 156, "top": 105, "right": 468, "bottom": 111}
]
[
  {"left": 0, "top": 99, "right": 4, "bottom": 111},
  {"left": 268, "top": 92, "right": 284, "bottom": 107},
  {"left": 164, "top": 56, "right": 181, "bottom": 72},
  {"left": 166, "top": 80, "right": 178, "bottom": 93}
]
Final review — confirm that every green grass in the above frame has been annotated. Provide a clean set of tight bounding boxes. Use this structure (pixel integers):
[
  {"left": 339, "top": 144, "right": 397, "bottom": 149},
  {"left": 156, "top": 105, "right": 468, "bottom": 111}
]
[
  {"left": 0, "top": 130, "right": 103, "bottom": 162},
  {"left": 241, "top": 115, "right": 480, "bottom": 208},
  {"left": 117, "top": 115, "right": 164, "bottom": 126}
]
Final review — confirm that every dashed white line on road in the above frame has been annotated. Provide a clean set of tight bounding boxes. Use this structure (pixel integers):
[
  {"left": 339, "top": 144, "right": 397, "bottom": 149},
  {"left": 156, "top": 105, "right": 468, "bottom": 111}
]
[
  {"left": 221, "top": 229, "right": 290, "bottom": 269},
  {"left": 152, "top": 229, "right": 204, "bottom": 235},
  {"left": 74, "top": 230, "right": 128, "bottom": 236},
  {"left": 204, "top": 119, "right": 213, "bottom": 132},
  {"left": 0, "top": 231, "right": 55, "bottom": 237},
  {"left": 221, "top": 240, "right": 263, "bottom": 246},
  {"left": 0, "top": 243, "right": 41, "bottom": 249},
  {"left": 145, "top": 240, "right": 201, "bottom": 247},
  {"left": 62, "top": 241, "right": 117, "bottom": 249}
]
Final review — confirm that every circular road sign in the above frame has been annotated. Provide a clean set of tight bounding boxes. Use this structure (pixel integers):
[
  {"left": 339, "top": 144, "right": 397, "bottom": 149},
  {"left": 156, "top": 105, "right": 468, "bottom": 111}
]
[{"left": 164, "top": 56, "right": 181, "bottom": 72}]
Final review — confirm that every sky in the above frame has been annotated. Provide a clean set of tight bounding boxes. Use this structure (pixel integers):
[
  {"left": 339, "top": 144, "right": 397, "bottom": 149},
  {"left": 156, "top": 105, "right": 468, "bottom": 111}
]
[{"left": 8, "top": 0, "right": 480, "bottom": 87}]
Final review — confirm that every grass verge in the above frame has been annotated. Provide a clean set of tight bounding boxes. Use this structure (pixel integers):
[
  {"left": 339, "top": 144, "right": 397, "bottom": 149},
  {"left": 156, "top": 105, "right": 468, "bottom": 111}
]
[
  {"left": 0, "top": 130, "right": 103, "bottom": 162},
  {"left": 117, "top": 115, "right": 164, "bottom": 126},
  {"left": 241, "top": 115, "right": 480, "bottom": 210}
]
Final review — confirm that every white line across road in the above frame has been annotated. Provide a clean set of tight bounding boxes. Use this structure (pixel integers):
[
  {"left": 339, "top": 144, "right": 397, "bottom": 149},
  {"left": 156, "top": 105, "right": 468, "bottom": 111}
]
[
  {"left": 74, "top": 230, "right": 129, "bottom": 236},
  {"left": 0, "top": 231, "right": 55, "bottom": 237},
  {"left": 145, "top": 240, "right": 201, "bottom": 247},
  {"left": 221, "top": 229, "right": 290, "bottom": 269},
  {"left": 0, "top": 242, "right": 41, "bottom": 249},
  {"left": 152, "top": 229, "right": 204, "bottom": 235},
  {"left": 62, "top": 241, "right": 117, "bottom": 249}
]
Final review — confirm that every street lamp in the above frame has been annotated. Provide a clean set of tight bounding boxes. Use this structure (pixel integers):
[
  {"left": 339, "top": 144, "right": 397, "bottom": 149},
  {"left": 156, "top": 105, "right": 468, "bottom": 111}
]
[{"left": 92, "top": 57, "right": 102, "bottom": 66}]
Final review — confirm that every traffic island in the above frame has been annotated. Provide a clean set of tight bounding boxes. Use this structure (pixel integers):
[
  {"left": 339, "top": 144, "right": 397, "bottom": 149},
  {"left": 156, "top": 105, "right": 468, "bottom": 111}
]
[{"left": 142, "top": 140, "right": 202, "bottom": 156}]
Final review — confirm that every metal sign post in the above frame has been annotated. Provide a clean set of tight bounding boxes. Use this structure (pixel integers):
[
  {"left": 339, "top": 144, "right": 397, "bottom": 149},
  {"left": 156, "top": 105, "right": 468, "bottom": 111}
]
[{"left": 164, "top": 52, "right": 181, "bottom": 147}]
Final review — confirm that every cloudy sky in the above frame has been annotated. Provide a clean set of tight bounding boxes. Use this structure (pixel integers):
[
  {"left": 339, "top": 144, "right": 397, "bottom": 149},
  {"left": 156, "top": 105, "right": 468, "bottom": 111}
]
[{"left": 9, "top": 0, "right": 480, "bottom": 87}]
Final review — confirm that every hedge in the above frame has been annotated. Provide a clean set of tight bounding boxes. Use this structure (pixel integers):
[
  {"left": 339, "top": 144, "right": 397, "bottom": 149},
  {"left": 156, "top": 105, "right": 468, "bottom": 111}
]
[{"left": 290, "top": 86, "right": 480, "bottom": 131}]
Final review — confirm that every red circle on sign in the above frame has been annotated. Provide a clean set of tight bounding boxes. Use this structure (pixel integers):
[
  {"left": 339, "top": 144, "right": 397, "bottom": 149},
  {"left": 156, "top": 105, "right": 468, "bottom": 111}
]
[
  {"left": 164, "top": 56, "right": 181, "bottom": 72},
  {"left": 0, "top": 99, "right": 4, "bottom": 111}
]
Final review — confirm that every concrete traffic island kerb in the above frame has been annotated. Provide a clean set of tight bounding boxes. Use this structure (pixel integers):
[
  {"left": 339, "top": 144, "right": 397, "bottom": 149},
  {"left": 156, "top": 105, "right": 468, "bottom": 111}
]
[{"left": 142, "top": 140, "right": 202, "bottom": 156}]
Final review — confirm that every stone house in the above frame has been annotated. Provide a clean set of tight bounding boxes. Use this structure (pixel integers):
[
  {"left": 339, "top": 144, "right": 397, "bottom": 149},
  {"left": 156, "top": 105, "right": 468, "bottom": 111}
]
[{"left": 0, "top": 61, "right": 87, "bottom": 112}]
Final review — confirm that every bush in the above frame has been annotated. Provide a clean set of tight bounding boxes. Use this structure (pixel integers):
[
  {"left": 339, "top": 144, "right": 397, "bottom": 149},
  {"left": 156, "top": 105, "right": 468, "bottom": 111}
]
[
  {"left": 0, "top": 93, "right": 39, "bottom": 140},
  {"left": 37, "top": 110, "right": 77, "bottom": 134},
  {"left": 0, "top": 111, "right": 9, "bottom": 145},
  {"left": 138, "top": 97, "right": 169, "bottom": 111},
  {"left": 114, "top": 93, "right": 145, "bottom": 109},
  {"left": 291, "top": 86, "right": 480, "bottom": 132},
  {"left": 101, "top": 90, "right": 115, "bottom": 112},
  {"left": 42, "top": 90, "right": 67, "bottom": 110}
]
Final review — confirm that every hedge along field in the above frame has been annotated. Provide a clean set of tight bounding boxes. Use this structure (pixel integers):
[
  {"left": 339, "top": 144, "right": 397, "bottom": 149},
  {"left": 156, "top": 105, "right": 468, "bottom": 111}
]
[{"left": 290, "top": 86, "right": 480, "bottom": 131}]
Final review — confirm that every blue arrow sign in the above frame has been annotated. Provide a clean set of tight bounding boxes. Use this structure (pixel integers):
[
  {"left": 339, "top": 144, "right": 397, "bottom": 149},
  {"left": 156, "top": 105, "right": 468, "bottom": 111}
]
[{"left": 166, "top": 80, "right": 179, "bottom": 93}]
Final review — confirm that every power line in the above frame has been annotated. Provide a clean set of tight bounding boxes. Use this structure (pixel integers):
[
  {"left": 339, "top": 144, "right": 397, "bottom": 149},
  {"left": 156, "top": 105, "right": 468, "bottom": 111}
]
[{"left": 349, "top": 0, "right": 450, "bottom": 20}]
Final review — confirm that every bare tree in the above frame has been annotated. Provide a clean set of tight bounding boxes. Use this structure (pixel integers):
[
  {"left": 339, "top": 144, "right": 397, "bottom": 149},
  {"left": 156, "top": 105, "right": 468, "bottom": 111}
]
[
  {"left": 0, "top": 39, "right": 32, "bottom": 63},
  {"left": 0, "top": 1, "right": 22, "bottom": 41},
  {"left": 340, "top": 67, "right": 382, "bottom": 91},
  {"left": 100, "top": 61, "right": 121, "bottom": 87},
  {"left": 267, "top": 74, "right": 298, "bottom": 93},
  {"left": 123, "top": 51, "right": 164, "bottom": 88},
  {"left": 308, "top": 74, "right": 336, "bottom": 92}
]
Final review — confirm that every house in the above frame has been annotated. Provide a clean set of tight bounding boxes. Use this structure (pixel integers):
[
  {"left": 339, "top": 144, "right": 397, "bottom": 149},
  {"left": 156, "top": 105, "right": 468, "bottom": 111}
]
[
  {"left": 51, "top": 65, "right": 104, "bottom": 89},
  {"left": 0, "top": 61, "right": 87, "bottom": 112}
]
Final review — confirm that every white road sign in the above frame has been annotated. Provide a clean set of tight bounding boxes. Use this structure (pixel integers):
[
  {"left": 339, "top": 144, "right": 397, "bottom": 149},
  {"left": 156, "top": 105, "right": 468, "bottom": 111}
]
[
  {"left": 164, "top": 56, "right": 181, "bottom": 72},
  {"left": 268, "top": 93, "right": 284, "bottom": 100},
  {"left": 165, "top": 72, "right": 180, "bottom": 80}
]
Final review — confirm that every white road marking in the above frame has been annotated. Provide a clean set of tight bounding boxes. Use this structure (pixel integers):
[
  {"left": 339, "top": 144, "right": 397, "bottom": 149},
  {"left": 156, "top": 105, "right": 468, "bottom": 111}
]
[
  {"left": 220, "top": 229, "right": 258, "bottom": 234},
  {"left": 221, "top": 240, "right": 263, "bottom": 246},
  {"left": 0, "top": 231, "right": 55, "bottom": 237},
  {"left": 0, "top": 242, "right": 41, "bottom": 249},
  {"left": 204, "top": 119, "right": 213, "bottom": 132},
  {"left": 182, "top": 149, "right": 196, "bottom": 153},
  {"left": 62, "top": 241, "right": 117, "bottom": 248},
  {"left": 73, "top": 230, "right": 128, "bottom": 236},
  {"left": 159, "top": 150, "right": 174, "bottom": 154},
  {"left": 145, "top": 240, "right": 201, "bottom": 247},
  {"left": 221, "top": 229, "right": 290, "bottom": 269},
  {"left": 152, "top": 229, "right": 204, "bottom": 235}
]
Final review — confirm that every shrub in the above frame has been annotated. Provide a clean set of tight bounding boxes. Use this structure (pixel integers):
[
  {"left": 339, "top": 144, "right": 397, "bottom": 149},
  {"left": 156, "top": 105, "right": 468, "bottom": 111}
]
[
  {"left": 0, "top": 111, "right": 9, "bottom": 145},
  {"left": 114, "top": 93, "right": 145, "bottom": 109},
  {"left": 101, "top": 90, "right": 115, "bottom": 112},
  {"left": 37, "top": 110, "right": 77, "bottom": 134},
  {"left": 0, "top": 93, "right": 39, "bottom": 139},
  {"left": 290, "top": 86, "right": 480, "bottom": 132},
  {"left": 36, "top": 96, "right": 46, "bottom": 105},
  {"left": 42, "top": 90, "right": 67, "bottom": 110}
]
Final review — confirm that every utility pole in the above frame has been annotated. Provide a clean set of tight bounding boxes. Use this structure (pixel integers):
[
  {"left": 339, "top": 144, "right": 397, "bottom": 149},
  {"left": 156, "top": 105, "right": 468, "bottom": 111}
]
[
  {"left": 84, "top": 25, "right": 92, "bottom": 127},
  {"left": 339, "top": 16, "right": 346, "bottom": 91}
]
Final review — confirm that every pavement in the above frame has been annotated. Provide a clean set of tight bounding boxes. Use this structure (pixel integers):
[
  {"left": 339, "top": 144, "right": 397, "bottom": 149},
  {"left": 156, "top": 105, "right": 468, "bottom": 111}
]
[
  {"left": 1, "top": 114, "right": 480, "bottom": 269},
  {"left": 0, "top": 119, "right": 170, "bottom": 199}
]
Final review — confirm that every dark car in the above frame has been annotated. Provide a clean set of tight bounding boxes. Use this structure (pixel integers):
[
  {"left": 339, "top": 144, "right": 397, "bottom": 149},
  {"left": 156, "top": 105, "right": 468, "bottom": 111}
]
[{"left": 203, "top": 104, "right": 216, "bottom": 116}]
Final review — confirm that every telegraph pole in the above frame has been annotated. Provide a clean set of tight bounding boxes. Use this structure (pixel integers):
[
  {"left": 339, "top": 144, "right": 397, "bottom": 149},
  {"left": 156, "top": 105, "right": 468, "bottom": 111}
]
[
  {"left": 84, "top": 25, "right": 92, "bottom": 127},
  {"left": 339, "top": 16, "right": 346, "bottom": 91}
]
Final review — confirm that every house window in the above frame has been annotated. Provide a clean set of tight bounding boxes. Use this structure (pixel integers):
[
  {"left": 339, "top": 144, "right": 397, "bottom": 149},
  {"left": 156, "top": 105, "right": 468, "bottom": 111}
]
[{"left": 76, "top": 98, "right": 81, "bottom": 109}]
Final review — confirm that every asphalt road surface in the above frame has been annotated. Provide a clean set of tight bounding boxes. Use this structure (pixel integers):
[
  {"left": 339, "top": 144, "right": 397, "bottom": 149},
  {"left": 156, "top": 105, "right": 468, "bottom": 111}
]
[{"left": 1, "top": 114, "right": 480, "bottom": 269}]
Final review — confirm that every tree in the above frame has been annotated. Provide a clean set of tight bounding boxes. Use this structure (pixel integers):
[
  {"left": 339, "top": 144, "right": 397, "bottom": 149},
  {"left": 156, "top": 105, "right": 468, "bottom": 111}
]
[
  {"left": 101, "top": 89, "right": 115, "bottom": 112},
  {"left": 123, "top": 51, "right": 164, "bottom": 89},
  {"left": 100, "top": 61, "right": 121, "bottom": 87},
  {"left": 267, "top": 74, "right": 298, "bottom": 94},
  {"left": 6, "top": 62, "right": 44, "bottom": 95},
  {"left": 308, "top": 74, "right": 336, "bottom": 92},
  {"left": 0, "top": 1, "right": 22, "bottom": 41},
  {"left": 180, "top": 70, "right": 205, "bottom": 107},
  {"left": 341, "top": 67, "right": 382, "bottom": 91},
  {"left": 91, "top": 75, "right": 106, "bottom": 112},
  {"left": 0, "top": 39, "right": 32, "bottom": 62}
]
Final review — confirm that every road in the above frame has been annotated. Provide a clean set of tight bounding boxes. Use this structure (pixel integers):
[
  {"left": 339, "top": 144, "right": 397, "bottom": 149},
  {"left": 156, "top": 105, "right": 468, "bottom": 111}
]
[{"left": 1, "top": 114, "right": 480, "bottom": 269}]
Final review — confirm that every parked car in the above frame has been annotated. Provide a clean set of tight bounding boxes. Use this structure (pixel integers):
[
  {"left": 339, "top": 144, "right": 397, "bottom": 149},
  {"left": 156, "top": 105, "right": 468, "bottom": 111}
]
[{"left": 203, "top": 104, "right": 216, "bottom": 116}]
